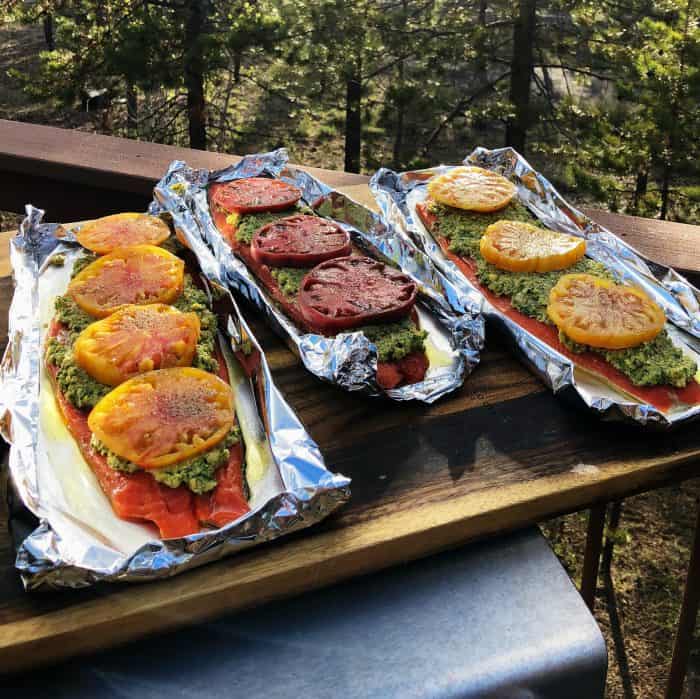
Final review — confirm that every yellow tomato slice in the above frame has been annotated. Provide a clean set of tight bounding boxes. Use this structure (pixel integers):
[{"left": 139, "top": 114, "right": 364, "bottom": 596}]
[
  {"left": 74, "top": 304, "right": 201, "bottom": 386},
  {"left": 480, "top": 220, "right": 586, "bottom": 273},
  {"left": 88, "top": 367, "right": 234, "bottom": 469},
  {"left": 76, "top": 213, "right": 170, "bottom": 254},
  {"left": 427, "top": 166, "right": 516, "bottom": 212},
  {"left": 547, "top": 273, "right": 665, "bottom": 350},
  {"left": 68, "top": 245, "right": 184, "bottom": 318}
]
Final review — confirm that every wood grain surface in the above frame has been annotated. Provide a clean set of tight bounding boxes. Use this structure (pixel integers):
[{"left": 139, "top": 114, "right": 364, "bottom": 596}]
[
  {"left": 1, "top": 179, "right": 700, "bottom": 674},
  {"left": 0, "top": 120, "right": 367, "bottom": 219},
  {"left": 2, "top": 120, "right": 699, "bottom": 279}
]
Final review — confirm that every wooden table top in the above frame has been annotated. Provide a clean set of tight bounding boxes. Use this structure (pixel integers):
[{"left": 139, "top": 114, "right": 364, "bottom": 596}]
[{"left": 1, "top": 134, "right": 700, "bottom": 672}]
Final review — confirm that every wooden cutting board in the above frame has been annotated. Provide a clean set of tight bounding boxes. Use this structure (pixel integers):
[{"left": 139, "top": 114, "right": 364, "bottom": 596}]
[{"left": 1, "top": 193, "right": 700, "bottom": 674}]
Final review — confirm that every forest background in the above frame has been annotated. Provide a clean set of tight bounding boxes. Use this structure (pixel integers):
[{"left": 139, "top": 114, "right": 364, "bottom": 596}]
[{"left": 2, "top": 0, "right": 700, "bottom": 224}]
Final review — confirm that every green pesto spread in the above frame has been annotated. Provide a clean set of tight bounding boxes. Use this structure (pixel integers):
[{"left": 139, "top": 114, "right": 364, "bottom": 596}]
[
  {"left": 173, "top": 277, "right": 219, "bottom": 373},
  {"left": 53, "top": 293, "right": 93, "bottom": 338},
  {"left": 270, "top": 267, "right": 307, "bottom": 298},
  {"left": 429, "top": 200, "right": 537, "bottom": 259},
  {"left": 232, "top": 210, "right": 290, "bottom": 244},
  {"left": 476, "top": 257, "right": 613, "bottom": 324},
  {"left": 47, "top": 293, "right": 111, "bottom": 409},
  {"left": 559, "top": 330, "right": 697, "bottom": 388},
  {"left": 48, "top": 277, "right": 219, "bottom": 410},
  {"left": 429, "top": 200, "right": 697, "bottom": 388},
  {"left": 47, "top": 336, "right": 111, "bottom": 409},
  {"left": 358, "top": 318, "right": 428, "bottom": 363},
  {"left": 70, "top": 252, "right": 98, "bottom": 278},
  {"left": 91, "top": 427, "right": 241, "bottom": 494}
]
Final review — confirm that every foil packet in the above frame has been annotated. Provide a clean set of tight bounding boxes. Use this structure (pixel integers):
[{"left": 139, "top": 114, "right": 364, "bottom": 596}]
[
  {"left": 0, "top": 205, "right": 350, "bottom": 590},
  {"left": 153, "top": 149, "right": 483, "bottom": 403},
  {"left": 370, "top": 147, "right": 700, "bottom": 427}
]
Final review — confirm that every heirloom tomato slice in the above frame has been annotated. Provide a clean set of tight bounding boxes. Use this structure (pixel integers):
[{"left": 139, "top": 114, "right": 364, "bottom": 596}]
[
  {"left": 88, "top": 367, "right": 234, "bottom": 469},
  {"left": 76, "top": 213, "right": 170, "bottom": 254},
  {"left": 427, "top": 166, "right": 516, "bottom": 212},
  {"left": 251, "top": 214, "right": 351, "bottom": 268},
  {"left": 68, "top": 245, "right": 184, "bottom": 318},
  {"left": 299, "top": 256, "right": 417, "bottom": 333},
  {"left": 210, "top": 177, "right": 301, "bottom": 214},
  {"left": 73, "top": 304, "right": 200, "bottom": 386},
  {"left": 547, "top": 273, "right": 665, "bottom": 350},
  {"left": 480, "top": 220, "right": 586, "bottom": 273}
]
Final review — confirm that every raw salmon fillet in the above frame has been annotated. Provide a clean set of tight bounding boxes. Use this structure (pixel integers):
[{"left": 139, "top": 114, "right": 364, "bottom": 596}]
[{"left": 47, "top": 319, "right": 250, "bottom": 537}]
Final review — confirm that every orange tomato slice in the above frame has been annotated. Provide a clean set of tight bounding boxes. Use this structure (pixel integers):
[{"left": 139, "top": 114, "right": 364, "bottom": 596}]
[
  {"left": 427, "top": 166, "right": 516, "bottom": 212},
  {"left": 88, "top": 367, "right": 234, "bottom": 469},
  {"left": 68, "top": 245, "right": 184, "bottom": 318},
  {"left": 547, "top": 273, "right": 665, "bottom": 350},
  {"left": 76, "top": 213, "right": 170, "bottom": 254},
  {"left": 480, "top": 220, "right": 586, "bottom": 273},
  {"left": 74, "top": 304, "right": 201, "bottom": 386}
]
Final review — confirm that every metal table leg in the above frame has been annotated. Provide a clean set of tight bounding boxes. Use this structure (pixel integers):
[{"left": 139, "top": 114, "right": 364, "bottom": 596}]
[
  {"left": 581, "top": 504, "right": 607, "bottom": 610},
  {"left": 602, "top": 501, "right": 623, "bottom": 574},
  {"left": 666, "top": 498, "right": 700, "bottom": 699},
  {"left": 600, "top": 501, "right": 635, "bottom": 698}
]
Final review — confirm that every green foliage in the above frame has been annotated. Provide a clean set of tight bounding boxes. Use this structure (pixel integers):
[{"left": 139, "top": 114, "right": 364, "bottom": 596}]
[{"left": 4, "top": 0, "right": 700, "bottom": 222}]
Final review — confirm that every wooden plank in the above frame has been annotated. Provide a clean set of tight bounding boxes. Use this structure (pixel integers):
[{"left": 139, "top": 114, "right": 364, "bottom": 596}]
[
  {"left": 1, "top": 184, "right": 700, "bottom": 672},
  {"left": 581, "top": 207, "right": 700, "bottom": 282},
  {"left": 1, "top": 121, "right": 698, "bottom": 276},
  {"left": 0, "top": 230, "right": 12, "bottom": 278},
  {"left": 0, "top": 119, "right": 366, "bottom": 219},
  {"left": 1, "top": 377, "right": 699, "bottom": 672}
]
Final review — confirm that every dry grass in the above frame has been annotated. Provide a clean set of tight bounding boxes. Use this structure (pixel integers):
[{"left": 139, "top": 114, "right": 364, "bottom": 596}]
[{"left": 542, "top": 480, "right": 700, "bottom": 698}]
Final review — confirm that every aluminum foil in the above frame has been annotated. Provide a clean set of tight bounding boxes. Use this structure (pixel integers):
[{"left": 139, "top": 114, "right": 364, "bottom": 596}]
[
  {"left": 154, "top": 149, "right": 483, "bottom": 403},
  {"left": 370, "top": 147, "right": 700, "bottom": 427},
  {"left": 0, "top": 205, "right": 350, "bottom": 590}
]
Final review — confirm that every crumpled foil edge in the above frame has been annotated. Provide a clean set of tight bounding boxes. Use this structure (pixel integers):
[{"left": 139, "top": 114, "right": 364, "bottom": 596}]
[
  {"left": 0, "top": 205, "right": 350, "bottom": 590},
  {"left": 370, "top": 147, "right": 700, "bottom": 427},
  {"left": 154, "top": 149, "right": 484, "bottom": 404}
]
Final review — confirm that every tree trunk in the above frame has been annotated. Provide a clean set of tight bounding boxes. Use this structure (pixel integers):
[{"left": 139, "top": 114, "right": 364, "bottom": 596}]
[
  {"left": 233, "top": 50, "right": 241, "bottom": 83},
  {"left": 660, "top": 162, "right": 671, "bottom": 220},
  {"left": 659, "top": 1, "right": 692, "bottom": 220},
  {"left": 392, "top": 0, "right": 408, "bottom": 168},
  {"left": 505, "top": 0, "right": 537, "bottom": 154},
  {"left": 476, "top": 0, "right": 487, "bottom": 83},
  {"left": 126, "top": 84, "right": 138, "bottom": 138},
  {"left": 479, "top": 0, "right": 487, "bottom": 26},
  {"left": 184, "top": 0, "right": 208, "bottom": 150},
  {"left": 43, "top": 13, "right": 55, "bottom": 51},
  {"left": 393, "top": 62, "right": 405, "bottom": 169},
  {"left": 632, "top": 167, "right": 647, "bottom": 211},
  {"left": 344, "top": 74, "right": 362, "bottom": 173}
]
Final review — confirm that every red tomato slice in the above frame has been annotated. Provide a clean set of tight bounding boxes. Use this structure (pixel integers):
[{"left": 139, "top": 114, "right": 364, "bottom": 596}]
[
  {"left": 250, "top": 214, "right": 351, "bottom": 268},
  {"left": 299, "top": 256, "right": 417, "bottom": 333},
  {"left": 210, "top": 178, "right": 301, "bottom": 214}
]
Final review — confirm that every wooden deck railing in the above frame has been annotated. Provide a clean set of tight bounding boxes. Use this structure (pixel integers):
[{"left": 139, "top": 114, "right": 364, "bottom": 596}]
[{"left": 0, "top": 119, "right": 698, "bottom": 281}]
